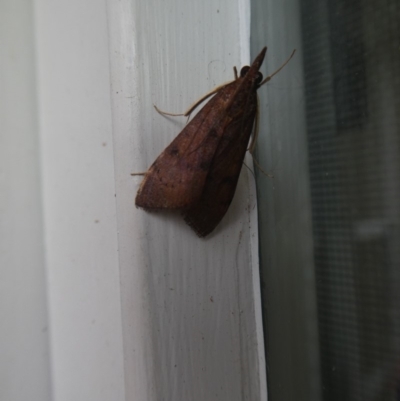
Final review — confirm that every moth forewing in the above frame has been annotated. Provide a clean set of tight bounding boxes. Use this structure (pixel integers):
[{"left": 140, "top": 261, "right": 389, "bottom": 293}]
[
  {"left": 135, "top": 78, "right": 247, "bottom": 210},
  {"left": 183, "top": 96, "right": 258, "bottom": 236}
]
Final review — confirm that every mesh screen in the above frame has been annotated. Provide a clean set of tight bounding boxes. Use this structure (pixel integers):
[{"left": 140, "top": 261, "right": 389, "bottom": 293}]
[{"left": 301, "top": 0, "right": 400, "bottom": 399}]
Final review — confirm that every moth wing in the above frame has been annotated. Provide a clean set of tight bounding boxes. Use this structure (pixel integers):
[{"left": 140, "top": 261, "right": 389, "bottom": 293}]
[
  {"left": 135, "top": 82, "right": 240, "bottom": 210},
  {"left": 183, "top": 103, "right": 257, "bottom": 237}
]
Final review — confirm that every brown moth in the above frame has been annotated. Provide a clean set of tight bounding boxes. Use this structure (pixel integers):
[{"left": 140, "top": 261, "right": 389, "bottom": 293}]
[{"left": 135, "top": 47, "right": 295, "bottom": 237}]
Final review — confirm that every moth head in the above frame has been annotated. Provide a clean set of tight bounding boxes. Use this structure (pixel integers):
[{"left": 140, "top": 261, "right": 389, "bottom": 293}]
[{"left": 240, "top": 66, "right": 264, "bottom": 87}]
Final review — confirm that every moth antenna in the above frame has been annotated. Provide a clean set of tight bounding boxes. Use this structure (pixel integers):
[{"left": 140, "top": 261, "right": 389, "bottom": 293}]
[
  {"left": 233, "top": 66, "right": 238, "bottom": 80},
  {"left": 131, "top": 172, "right": 146, "bottom": 176},
  {"left": 259, "top": 49, "right": 296, "bottom": 87}
]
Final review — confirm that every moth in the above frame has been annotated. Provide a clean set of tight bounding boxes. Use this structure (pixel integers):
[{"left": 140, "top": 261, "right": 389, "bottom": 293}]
[{"left": 135, "top": 47, "right": 295, "bottom": 237}]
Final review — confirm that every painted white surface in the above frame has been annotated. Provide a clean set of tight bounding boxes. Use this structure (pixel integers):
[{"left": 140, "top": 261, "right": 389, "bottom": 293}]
[
  {"left": 34, "top": 1, "right": 125, "bottom": 400},
  {"left": 1, "top": 0, "right": 267, "bottom": 400},
  {"left": 0, "top": 2, "right": 51, "bottom": 400},
  {"left": 108, "top": 0, "right": 266, "bottom": 399}
]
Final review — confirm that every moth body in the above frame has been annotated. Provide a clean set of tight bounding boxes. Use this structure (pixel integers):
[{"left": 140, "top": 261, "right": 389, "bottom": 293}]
[{"left": 135, "top": 47, "right": 292, "bottom": 237}]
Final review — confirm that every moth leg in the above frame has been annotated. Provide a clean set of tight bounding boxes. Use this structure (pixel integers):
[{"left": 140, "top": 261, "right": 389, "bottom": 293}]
[
  {"left": 243, "top": 161, "right": 255, "bottom": 178},
  {"left": 131, "top": 172, "right": 146, "bottom": 176},
  {"left": 154, "top": 105, "right": 186, "bottom": 117},
  {"left": 182, "top": 80, "right": 233, "bottom": 117},
  {"left": 153, "top": 105, "right": 192, "bottom": 125},
  {"left": 248, "top": 95, "right": 273, "bottom": 178},
  {"left": 248, "top": 93, "right": 260, "bottom": 154},
  {"left": 233, "top": 66, "right": 238, "bottom": 80},
  {"left": 251, "top": 158, "right": 274, "bottom": 178},
  {"left": 259, "top": 49, "right": 296, "bottom": 87},
  {"left": 154, "top": 80, "right": 233, "bottom": 123}
]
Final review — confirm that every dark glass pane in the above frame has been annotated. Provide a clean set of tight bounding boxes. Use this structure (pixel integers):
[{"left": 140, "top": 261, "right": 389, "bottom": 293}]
[{"left": 301, "top": 0, "right": 400, "bottom": 400}]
